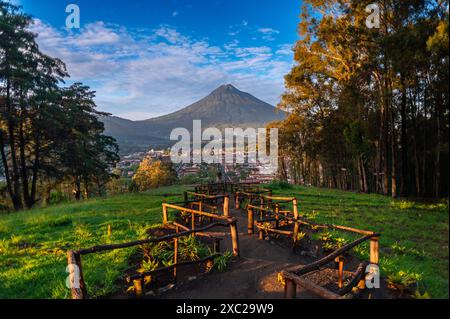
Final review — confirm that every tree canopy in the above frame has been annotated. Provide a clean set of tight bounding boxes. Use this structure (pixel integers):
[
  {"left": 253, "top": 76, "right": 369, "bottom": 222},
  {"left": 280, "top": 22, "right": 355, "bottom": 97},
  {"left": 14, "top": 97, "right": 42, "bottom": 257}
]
[
  {"left": 0, "top": 1, "right": 119, "bottom": 210},
  {"left": 276, "top": 0, "right": 449, "bottom": 198}
]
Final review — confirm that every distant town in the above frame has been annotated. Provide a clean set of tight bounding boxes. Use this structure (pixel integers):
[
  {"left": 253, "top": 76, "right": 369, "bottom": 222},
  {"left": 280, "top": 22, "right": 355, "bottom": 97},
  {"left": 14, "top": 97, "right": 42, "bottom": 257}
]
[{"left": 117, "top": 148, "right": 280, "bottom": 184}]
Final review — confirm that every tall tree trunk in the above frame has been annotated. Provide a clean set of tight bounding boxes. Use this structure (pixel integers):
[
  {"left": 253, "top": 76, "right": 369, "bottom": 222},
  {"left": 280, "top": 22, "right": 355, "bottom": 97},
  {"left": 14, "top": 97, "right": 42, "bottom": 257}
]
[
  {"left": 391, "top": 107, "right": 398, "bottom": 199},
  {"left": 400, "top": 75, "right": 409, "bottom": 196},
  {"left": 0, "top": 132, "right": 21, "bottom": 210},
  {"left": 5, "top": 78, "right": 23, "bottom": 210},
  {"left": 74, "top": 177, "right": 81, "bottom": 201},
  {"left": 434, "top": 94, "right": 441, "bottom": 198},
  {"left": 18, "top": 101, "right": 32, "bottom": 208},
  {"left": 30, "top": 136, "right": 40, "bottom": 206}
]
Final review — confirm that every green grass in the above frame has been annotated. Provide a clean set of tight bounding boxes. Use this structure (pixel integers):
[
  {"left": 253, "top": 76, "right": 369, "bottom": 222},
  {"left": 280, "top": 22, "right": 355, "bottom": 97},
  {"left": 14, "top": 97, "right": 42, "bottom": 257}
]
[
  {"left": 266, "top": 183, "right": 449, "bottom": 299},
  {"left": 0, "top": 184, "right": 448, "bottom": 299},
  {"left": 0, "top": 185, "right": 188, "bottom": 299}
]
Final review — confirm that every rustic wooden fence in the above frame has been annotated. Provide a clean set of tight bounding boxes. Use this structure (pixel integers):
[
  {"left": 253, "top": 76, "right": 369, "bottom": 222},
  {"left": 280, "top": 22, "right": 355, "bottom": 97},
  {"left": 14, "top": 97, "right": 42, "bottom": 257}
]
[
  {"left": 182, "top": 191, "right": 230, "bottom": 217},
  {"left": 67, "top": 194, "right": 241, "bottom": 300},
  {"left": 162, "top": 202, "right": 240, "bottom": 257},
  {"left": 66, "top": 219, "right": 236, "bottom": 299},
  {"left": 281, "top": 231, "right": 380, "bottom": 299}
]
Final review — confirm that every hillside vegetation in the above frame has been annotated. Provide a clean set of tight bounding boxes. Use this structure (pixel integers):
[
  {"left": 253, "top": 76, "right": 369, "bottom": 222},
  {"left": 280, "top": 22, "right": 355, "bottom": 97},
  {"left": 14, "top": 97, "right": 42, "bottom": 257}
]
[{"left": 0, "top": 185, "right": 448, "bottom": 299}]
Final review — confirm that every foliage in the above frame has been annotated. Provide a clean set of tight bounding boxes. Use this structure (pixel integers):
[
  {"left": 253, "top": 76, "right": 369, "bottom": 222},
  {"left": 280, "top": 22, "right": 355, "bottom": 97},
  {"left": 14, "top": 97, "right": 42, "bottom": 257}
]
[
  {"left": 0, "top": 2, "right": 119, "bottom": 210},
  {"left": 132, "top": 159, "right": 177, "bottom": 192},
  {"left": 277, "top": 0, "right": 449, "bottom": 198},
  {"left": 296, "top": 231, "right": 307, "bottom": 242},
  {"left": 213, "top": 251, "right": 233, "bottom": 272},
  {"left": 178, "top": 235, "right": 210, "bottom": 261},
  {"left": 387, "top": 270, "right": 422, "bottom": 292}
]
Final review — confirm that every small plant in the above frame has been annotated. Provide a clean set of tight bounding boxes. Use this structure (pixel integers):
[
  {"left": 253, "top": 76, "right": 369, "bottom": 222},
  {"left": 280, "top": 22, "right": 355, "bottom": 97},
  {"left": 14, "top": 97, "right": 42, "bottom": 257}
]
[
  {"left": 390, "top": 201, "right": 415, "bottom": 210},
  {"left": 138, "top": 259, "right": 159, "bottom": 274},
  {"left": 179, "top": 236, "right": 209, "bottom": 261},
  {"left": 297, "top": 231, "right": 307, "bottom": 242},
  {"left": 334, "top": 237, "right": 347, "bottom": 249},
  {"left": 319, "top": 231, "right": 347, "bottom": 251},
  {"left": 319, "top": 231, "right": 333, "bottom": 243},
  {"left": 149, "top": 242, "right": 174, "bottom": 264},
  {"left": 392, "top": 242, "right": 408, "bottom": 255},
  {"left": 213, "top": 251, "right": 233, "bottom": 272},
  {"left": 304, "top": 210, "right": 319, "bottom": 220},
  {"left": 412, "top": 289, "right": 431, "bottom": 299},
  {"left": 387, "top": 270, "right": 422, "bottom": 293},
  {"left": 134, "top": 224, "right": 149, "bottom": 239}
]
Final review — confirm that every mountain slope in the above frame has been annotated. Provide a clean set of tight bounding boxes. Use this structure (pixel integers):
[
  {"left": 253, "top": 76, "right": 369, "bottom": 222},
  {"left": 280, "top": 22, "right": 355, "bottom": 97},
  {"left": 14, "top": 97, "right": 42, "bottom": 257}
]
[{"left": 101, "top": 84, "right": 286, "bottom": 152}]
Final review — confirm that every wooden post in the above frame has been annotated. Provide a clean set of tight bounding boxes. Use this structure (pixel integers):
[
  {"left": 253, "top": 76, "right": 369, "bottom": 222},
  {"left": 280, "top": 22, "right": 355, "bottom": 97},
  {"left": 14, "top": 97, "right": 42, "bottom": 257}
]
[
  {"left": 292, "top": 221, "right": 300, "bottom": 249},
  {"left": 230, "top": 222, "right": 240, "bottom": 257},
  {"left": 235, "top": 193, "right": 239, "bottom": 209},
  {"left": 292, "top": 198, "right": 299, "bottom": 219},
  {"left": 275, "top": 204, "right": 279, "bottom": 229},
  {"left": 292, "top": 198, "right": 299, "bottom": 249},
  {"left": 162, "top": 205, "right": 168, "bottom": 225},
  {"left": 247, "top": 207, "right": 254, "bottom": 235},
  {"left": 223, "top": 196, "right": 229, "bottom": 217},
  {"left": 336, "top": 256, "right": 344, "bottom": 289},
  {"left": 173, "top": 228, "right": 179, "bottom": 281},
  {"left": 259, "top": 229, "right": 264, "bottom": 240},
  {"left": 370, "top": 237, "right": 379, "bottom": 265},
  {"left": 191, "top": 212, "right": 196, "bottom": 233},
  {"left": 67, "top": 250, "right": 87, "bottom": 299},
  {"left": 284, "top": 278, "right": 296, "bottom": 299},
  {"left": 133, "top": 279, "right": 143, "bottom": 299}
]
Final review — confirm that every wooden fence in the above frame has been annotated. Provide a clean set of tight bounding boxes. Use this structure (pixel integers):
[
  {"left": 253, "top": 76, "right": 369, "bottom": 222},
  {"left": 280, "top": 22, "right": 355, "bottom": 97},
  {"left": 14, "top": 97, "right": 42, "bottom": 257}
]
[
  {"left": 66, "top": 220, "right": 235, "bottom": 299},
  {"left": 282, "top": 232, "right": 380, "bottom": 299},
  {"left": 162, "top": 202, "right": 240, "bottom": 257}
]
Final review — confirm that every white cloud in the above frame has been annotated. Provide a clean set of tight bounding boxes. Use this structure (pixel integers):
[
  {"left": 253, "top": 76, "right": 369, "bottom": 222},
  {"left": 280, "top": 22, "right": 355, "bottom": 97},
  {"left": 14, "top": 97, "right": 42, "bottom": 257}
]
[
  {"left": 276, "top": 43, "right": 294, "bottom": 56},
  {"left": 258, "top": 28, "right": 280, "bottom": 41},
  {"left": 258, "top": 28, "right": 280, "bottom": 35},
  {"left": 30, "top": 20, "right": 292, "bottom": 120},
  {"left": 172, "top": 11, "right": 179, "bottom": 17}
]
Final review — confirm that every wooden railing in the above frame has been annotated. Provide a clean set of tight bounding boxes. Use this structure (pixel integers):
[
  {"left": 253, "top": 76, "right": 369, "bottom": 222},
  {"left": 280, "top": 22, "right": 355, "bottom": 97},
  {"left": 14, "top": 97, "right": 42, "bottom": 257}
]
[
  {"left": 66, "top": 220, "right": 235, "bottom": 299},
  {"left": 234, "top": 188, "right": 273, "bottom": 209},
  {"left": 162, "top": 203, "right": 240, "bottom": 257},
  {"left": 183, "top": 191, "right": 230, "bottom": 217},
  {"left": 281, "top": 232, "right": 380, "bottom": 299},
  {"left": 244, "top": 193, "right": 300, "bottom": 246}
]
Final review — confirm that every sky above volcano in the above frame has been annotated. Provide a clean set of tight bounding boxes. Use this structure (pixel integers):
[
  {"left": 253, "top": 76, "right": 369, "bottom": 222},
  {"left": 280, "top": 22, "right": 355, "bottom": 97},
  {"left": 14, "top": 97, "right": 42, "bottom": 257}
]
[{"left": 12, "top": 0, "right": 301, "bottom": 120}]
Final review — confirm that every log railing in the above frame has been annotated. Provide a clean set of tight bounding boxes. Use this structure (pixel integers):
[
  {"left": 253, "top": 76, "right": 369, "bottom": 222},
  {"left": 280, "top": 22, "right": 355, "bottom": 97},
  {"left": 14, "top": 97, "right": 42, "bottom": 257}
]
[
  {"left": 234, "top": 188, "right": 273, "bottom": 209},
  {"left": 183, "top": 192, "right": 230, "bottom": 217},
  {"left": 162, "top": 203, "right": 239, "bottom": 257},
  {"left": 67, "top": 220, "right": 235, "bottom": 299},
  {"left": 245, "top": 194, "right": 299, "bottom": 247},
  {"left": 282, "top": 233, "right": 380, "bottom": 299}
]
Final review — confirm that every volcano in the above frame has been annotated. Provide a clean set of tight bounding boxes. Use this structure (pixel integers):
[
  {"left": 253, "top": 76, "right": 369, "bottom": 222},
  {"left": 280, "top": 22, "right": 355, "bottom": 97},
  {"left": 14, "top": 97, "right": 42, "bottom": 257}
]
[{"left": 101, "top": 84, "right": 286, "bottom": 153}]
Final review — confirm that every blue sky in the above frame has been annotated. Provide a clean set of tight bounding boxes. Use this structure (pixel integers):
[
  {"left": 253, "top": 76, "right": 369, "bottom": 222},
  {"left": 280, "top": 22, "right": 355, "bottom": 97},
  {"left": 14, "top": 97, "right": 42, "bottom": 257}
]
[{"left": 13, "top": 0, "right": 302, "bottom": 120}]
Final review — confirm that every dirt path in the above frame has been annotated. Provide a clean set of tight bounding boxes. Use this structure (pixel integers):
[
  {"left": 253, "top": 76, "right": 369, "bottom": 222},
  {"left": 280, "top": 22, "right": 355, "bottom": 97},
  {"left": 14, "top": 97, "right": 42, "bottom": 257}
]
[{"left": 157, "top": 208, "right": 318, "bottom": 299}]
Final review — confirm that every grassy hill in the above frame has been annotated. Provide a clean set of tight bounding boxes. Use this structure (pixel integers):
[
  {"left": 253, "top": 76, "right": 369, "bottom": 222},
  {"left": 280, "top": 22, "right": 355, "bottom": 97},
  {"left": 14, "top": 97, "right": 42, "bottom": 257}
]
[{"left": 0, "top": 185, "right": 448, "bottom": 299}]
